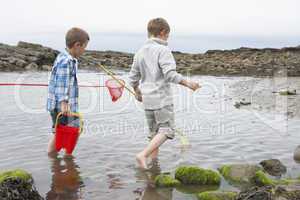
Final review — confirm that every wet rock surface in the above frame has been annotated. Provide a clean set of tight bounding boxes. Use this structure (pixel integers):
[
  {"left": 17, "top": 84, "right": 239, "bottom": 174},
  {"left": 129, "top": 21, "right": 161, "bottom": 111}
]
[
  {"left": 236, "top": 186, "right": 274, "bottom": 200},
  {"left": 218, "top": 164, "right": 262, "bottom": 186},
  {"left": 260, "top": 159, "right": 287, "bottom": 177},
  {"left": 0, "top": 169, "right": 43, "bottom": 200}
]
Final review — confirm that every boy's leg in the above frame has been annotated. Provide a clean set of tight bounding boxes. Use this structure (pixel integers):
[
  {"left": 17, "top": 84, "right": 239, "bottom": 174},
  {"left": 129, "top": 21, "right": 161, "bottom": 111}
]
[
  {"left": 48, "top": 109, "right": 58, "bottom": 154},
  {"left": 150, "top": 148, "right": 159, "bottom": 159},
  {"left": 136, "top": 133, "right": 167, "bottom": 169},
  {"left": 47, "top": 136, "right": 56, "bottom": 154},
  {"left": 137, "top": 105, "right": 175, "bottom": 169},
  {"left": 145, "top": 110, "right": 160, "bottom": 159}
]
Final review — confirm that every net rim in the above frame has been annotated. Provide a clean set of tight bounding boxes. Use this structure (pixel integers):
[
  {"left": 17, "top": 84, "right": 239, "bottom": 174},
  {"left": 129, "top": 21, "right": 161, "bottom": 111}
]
[{"left": 105, "top": 79, "right": 125, "bottom": 89}]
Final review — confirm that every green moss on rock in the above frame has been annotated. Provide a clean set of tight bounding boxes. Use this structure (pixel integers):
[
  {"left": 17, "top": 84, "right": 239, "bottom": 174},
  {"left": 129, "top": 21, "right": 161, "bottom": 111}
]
[
  {"left": 175, "top": 166, "right": 221, "bottom": 185},
  {"left": 218, "top": 165, "right": 231, "bottom": 180},
  {"left": 197, "top": 191, "right": 237, "bottom": 200},
  {"left": 0, "top": 169, "right": 42, "bottom": 200},
  {"left": 0, "top": 169, "right": 32, "bottom": 183},
  {"left": 155, "top": 174, "right": 181, "bottom": 187},
  {"left": 253, "top": 170, "right": 275, "bottom": 186}
]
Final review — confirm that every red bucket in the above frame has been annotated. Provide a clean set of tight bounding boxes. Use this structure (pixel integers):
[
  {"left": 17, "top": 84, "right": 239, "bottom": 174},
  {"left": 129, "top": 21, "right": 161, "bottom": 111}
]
[{"left": 55, "top": 112, "right": 83, "bottom": 155}]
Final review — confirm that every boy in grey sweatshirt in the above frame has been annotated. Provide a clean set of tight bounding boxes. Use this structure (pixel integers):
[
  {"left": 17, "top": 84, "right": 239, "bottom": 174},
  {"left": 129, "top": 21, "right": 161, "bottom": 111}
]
[{"left": 129, "top": 18, "right": 200, "bottom": 169}]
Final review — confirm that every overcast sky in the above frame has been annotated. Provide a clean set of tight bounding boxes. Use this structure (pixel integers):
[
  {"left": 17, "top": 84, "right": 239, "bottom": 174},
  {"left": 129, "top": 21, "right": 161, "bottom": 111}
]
[
  {"left": 1, "top": 0, "right": 299, "bottom": 36},
  {"left": 1, "top": 0, "right": 299, "bottom": 52}
]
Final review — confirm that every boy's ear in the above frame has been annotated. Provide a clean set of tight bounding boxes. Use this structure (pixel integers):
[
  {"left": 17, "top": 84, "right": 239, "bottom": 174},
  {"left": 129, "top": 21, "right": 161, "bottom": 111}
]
[
  {"left": 73, "top": 42, "right": 82, "bottom": 48},
  {"left": 160, "top": 30, "right": 169, "bottom": 37}
]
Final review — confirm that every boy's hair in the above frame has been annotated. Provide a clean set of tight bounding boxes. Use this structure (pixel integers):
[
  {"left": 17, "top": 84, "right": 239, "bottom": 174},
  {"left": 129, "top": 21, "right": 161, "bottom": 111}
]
[
  {"left": 65, "top": 27, "right": 90, "bottom": 48},
  {"left": 147, "top": 18, "right": 170, "bottom": 37}
]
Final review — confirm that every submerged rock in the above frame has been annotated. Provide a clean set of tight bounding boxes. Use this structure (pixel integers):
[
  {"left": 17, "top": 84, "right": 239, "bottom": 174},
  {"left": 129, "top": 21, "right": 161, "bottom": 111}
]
[
  {"left": 197, "top": 191, "right": 237, "bottom": 200},
  {"left": 175, "top": 166, "right": 221, "bottom": 186},
  {"left": 0, "top": 169, "right": 43, "bottom": 200},
  {"left": 275, "top": 185, "right": 300, "bottom": 200},
  {"left": 293, "top": 146, "right": 300, "bottom": 162},
  {"left": 154, "top": 173, "right": 181, "bottom": 187},
  {"left": 234, "top": 101, "right": 251, "bottom": 108},
  {"left": 236, "top": 186, "right": 274, "bottom": 200},
  {"left": 236, "top": 185, "right": 300, "bottom": 200},
  {"left": 259, "top": 159, "right": 287, "bottom": 177},
  {"left": 218, "top": 164, "right": 261, "bottom": 186},
  {"left": 279, "top": 90, "right": 297, "bottom": 95}
]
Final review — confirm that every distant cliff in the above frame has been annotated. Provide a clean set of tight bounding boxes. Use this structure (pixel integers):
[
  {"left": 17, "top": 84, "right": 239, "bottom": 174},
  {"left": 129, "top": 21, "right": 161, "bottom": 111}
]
[{"left": 0, "top": 41, "right": 299, "bottom": 76}]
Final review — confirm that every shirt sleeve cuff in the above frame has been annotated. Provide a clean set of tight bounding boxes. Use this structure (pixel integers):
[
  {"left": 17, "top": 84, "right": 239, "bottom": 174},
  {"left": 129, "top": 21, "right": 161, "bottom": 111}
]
[
  {"left": 58, "top": 96, "right": 69, "bottom": 102},
  {"left": 173, "top": 73, "right": 184, "bottom": 84}
]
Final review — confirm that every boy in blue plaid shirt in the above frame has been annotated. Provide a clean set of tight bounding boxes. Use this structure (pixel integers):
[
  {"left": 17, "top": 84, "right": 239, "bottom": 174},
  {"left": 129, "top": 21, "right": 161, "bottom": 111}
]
[{"left": 47, "top": 27, "right": 89, "bottom": 154}]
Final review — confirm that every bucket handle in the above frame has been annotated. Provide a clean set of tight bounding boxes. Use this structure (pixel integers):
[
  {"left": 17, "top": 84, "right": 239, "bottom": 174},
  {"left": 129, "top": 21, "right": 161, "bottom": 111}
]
[{"left": 55, "top": 112, "right": 84, "bottom": 134}]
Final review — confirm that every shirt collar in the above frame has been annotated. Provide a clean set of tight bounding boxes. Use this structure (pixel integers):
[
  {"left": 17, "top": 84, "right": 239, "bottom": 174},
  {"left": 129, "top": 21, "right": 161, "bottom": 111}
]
[
  {"left": 148, "top": 37, "right": 168, "bottom": 46},
  {"left": 63, "top": 49, "right": 78, "bottom": 63}
]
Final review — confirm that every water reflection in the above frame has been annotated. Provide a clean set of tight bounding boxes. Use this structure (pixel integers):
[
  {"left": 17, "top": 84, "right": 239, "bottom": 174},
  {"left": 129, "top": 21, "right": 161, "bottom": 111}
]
[
  {"left": 134, "top": 159, "right": 173, "bottom": 200},
  {"left": 46, "top": 155, "right": 84, "bottom": 200}
]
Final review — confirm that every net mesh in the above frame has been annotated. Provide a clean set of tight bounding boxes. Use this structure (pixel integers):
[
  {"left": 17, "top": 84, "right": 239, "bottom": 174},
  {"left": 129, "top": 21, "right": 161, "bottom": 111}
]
[{"left": 105, "top": 79, "right": 125, "bottom": 102}]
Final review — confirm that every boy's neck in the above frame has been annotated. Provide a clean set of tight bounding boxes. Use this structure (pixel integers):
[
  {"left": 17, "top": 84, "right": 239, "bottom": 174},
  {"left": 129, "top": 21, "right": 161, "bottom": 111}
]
[
  {"left": 66, "top": 48, "right": 78, "bottom": 58},
  {"left": 150, "top": 36, "right": 167, "bottom": 41}
]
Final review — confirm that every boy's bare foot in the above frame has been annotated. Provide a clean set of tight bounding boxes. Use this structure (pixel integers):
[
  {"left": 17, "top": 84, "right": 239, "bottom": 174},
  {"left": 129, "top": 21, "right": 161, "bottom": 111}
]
[{"left": 136, "top": 153, "right": 147, "bottom": 169}]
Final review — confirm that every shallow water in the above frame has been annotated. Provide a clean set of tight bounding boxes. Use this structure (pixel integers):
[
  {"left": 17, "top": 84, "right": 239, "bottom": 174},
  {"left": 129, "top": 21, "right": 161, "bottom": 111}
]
[{"left": 0, "top": 71, "right": 299, "bottom": 200}]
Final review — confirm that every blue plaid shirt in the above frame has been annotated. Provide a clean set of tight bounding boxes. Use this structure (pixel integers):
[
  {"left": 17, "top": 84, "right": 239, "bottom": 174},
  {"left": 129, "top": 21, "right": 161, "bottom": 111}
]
[{"left": 47, "top": 49, "right": 79, "bottom": 112}]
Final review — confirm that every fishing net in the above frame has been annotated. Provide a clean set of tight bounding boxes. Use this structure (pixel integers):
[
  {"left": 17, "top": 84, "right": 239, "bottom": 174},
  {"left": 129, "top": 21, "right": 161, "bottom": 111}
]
[{"left": 105, "top": 79, "right": 125, "bottom": 102}]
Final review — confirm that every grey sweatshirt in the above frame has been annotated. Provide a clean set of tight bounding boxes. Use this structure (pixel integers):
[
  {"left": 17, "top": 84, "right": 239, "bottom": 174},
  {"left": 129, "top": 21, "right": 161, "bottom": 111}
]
[{"left": 128, "top": 38, "right": 184, "bottom": 110}]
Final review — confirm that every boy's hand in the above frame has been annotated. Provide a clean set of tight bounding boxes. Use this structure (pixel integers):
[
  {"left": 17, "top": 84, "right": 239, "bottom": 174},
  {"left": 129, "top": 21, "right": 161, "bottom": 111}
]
[
  {"left": 134, "top": 87, "right": 143, "bottom": 102},
  {"left": 179, "top": 80, "right": 201, "bottom": 91},
  {"left": 187, "top": 81, "right": 201, "bottom": 91},
  {"left": 61, "top": 101, "right": 70, "bottom": 115}
]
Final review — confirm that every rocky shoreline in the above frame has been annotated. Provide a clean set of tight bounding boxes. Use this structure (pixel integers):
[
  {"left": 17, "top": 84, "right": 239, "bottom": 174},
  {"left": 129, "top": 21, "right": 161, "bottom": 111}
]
[
  {"left": 2, "top": 158, "right": 299, "bottom": 200},
  {"left": 0, "top": 41, "right": 300, "bottom": 76}
]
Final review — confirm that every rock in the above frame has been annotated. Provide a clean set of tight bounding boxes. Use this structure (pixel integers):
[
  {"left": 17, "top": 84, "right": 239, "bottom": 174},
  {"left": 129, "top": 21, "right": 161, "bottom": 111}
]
[
  {"left": 17, "top": 41, "right": 43, "bottom": 49},
  {"left": 0, "top": 42, "right": 58, "bottom": 71},
  {"left": 260, "top": 159, "right": 287, "bottom": 177},
  {"left": 218, "top": 164, "right": 261, "bottom": 186},
  {"left": 175, "top": 166, "right": 221, "bottom": 186},
  {"left": 154, "top": 173, "right": 181, "bottom": 187},
  {"left": 197, "top": 191, "right": 237, "bottom": 200},
  {"left": 41, "top": 65, "right": 52, "bottom": 71},
  {"left": 279, "top": 90, "right": 297, "bottom": 95},
  {"left": 236, "top": 185, "right": 300, "bottom": 200},
  {"left": 1, "top": 41, "right": 300, "bottom": 76},
  {"left": 234, "top": 102, "right": 241, "bottom": 108},
  {"left": 25, "top": 63, "right": 39, "bottom": 70},
  {"left": 0, "top": 169, "right": 43, "bottom": 200},
  {"left": 275, "top": 185, "right": 300, "bottom": 200},
  {"left": 253, "top": 170, "right": 275, "bottom": 187},
  {"left": 293, "top": 146, "right": 300, "bottom": 163},
  {"left": 236, "top": 186, "right": 274, "bottom": 200},
  {"left": 15, "top": 59, "right": 28, "bottom": 68},
  {"left": 234, "top": 101, "right": 251, "bottom": 108}
]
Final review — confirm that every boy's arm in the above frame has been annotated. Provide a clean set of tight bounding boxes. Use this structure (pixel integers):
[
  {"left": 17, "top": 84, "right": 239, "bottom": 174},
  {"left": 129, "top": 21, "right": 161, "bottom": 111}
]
[
  {"left": 128, "top": 55, "right": 142, "bottom": 101},
  {"left": 178, "top": 79, "right": 200, "bottom": 91},
  {"left": 159, "top": 48, "right": 183, "bottom": 84},
  {"left": 159, "top": 48, "right": 200, "bottom": 91},
  {"left": 55, "top": 60, "right": 71, "bottom": 113}
]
